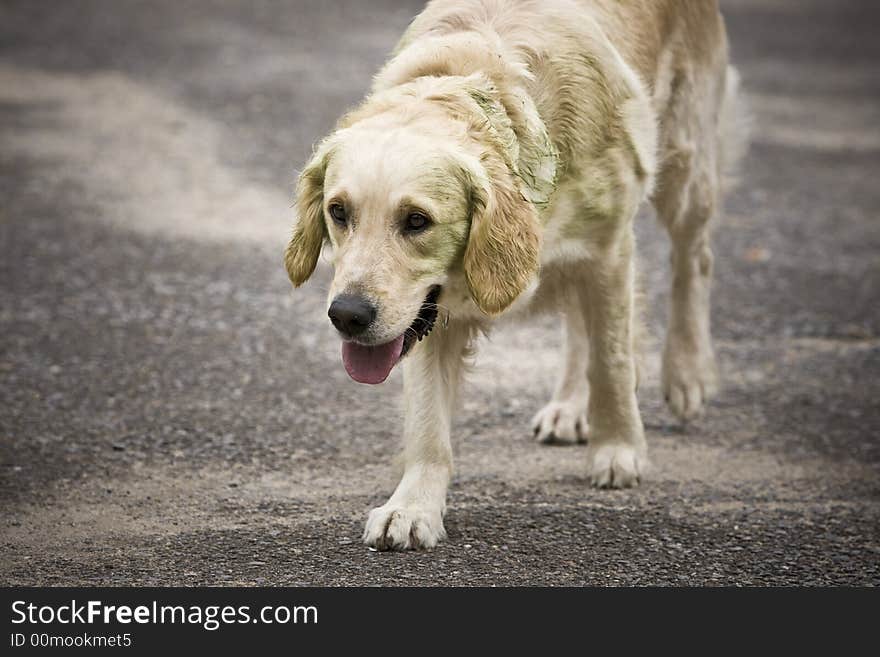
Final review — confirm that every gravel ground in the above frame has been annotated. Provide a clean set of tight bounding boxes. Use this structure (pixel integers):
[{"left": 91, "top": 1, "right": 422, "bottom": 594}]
[{"left": 1, "top": 0, "right": 878, "bottom": 586}]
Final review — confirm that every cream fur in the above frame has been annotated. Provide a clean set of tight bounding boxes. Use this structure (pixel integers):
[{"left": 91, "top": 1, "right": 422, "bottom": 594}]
[{"left": 284, "top": 0, "right": 745, "bottom": 550}]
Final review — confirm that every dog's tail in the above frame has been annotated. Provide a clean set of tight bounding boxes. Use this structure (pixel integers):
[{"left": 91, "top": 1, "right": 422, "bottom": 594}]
[{"left": 718, "top": 65, "right": 751, "bottom": 191}]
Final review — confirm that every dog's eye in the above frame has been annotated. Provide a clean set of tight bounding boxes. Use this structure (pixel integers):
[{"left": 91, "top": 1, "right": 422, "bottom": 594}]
[
  {"left": 328, "top": 203, "right": 347, "bottom": 226},
  {"left": 404, "top": 212, "right": 430, "bottom": 233}
]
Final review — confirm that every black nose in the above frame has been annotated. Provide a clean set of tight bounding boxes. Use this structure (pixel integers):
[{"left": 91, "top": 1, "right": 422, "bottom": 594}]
[{"left": 328, "top": 294, "right": 377, "bottom": 337}]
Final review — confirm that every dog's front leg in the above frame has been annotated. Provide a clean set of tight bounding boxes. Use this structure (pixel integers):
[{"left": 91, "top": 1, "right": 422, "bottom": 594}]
[
  {"left": 582, "top": 225, "right": 647, "bottom": 488},
  {"left": 362, "top": 322, "right": 471, "bottom": 551}
]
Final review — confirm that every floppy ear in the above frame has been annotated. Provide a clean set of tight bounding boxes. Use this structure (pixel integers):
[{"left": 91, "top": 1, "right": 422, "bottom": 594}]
[
  {"left": 462, "top": 154, "right": 542, "bottom": 315},
  {"left": 284, "top": 142, "right": 334, "bottom": 287}
]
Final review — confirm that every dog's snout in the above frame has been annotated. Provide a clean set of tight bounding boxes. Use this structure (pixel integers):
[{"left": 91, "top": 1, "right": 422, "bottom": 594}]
[{"left": 328, "top": 294, "right": 377, "bottom": 337}]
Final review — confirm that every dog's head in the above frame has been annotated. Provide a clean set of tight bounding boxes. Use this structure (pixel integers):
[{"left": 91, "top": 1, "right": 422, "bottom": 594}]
[{"left": 284, "top": 78, "right": 549, "bottom": 384}]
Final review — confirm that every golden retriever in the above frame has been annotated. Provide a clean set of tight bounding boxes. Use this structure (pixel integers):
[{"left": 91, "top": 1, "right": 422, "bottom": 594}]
[{"left": 285, "top": 0, "right": 746, "bottom": 550}]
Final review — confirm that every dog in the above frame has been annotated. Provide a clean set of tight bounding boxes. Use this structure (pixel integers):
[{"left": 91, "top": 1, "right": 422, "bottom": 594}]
[{"left": 285, "top": 0, "right": 746, "bottom": 550}]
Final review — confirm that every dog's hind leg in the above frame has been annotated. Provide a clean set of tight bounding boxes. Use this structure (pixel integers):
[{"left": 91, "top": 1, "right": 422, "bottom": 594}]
[
  {"left": 652, "top": 69, "right": 731, "bottom": 421},
  {"left": 362, "top": 321, "right": 473, "bottom": 551},
  {"left": 655, "top": 160, "right": 720, "bottom": 420},
  {"left": 532, "top": 289, "right": 590, "bottom": 445}
]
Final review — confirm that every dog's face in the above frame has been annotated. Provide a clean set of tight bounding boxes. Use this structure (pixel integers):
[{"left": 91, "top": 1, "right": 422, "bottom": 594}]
[
  {"left": 319, "top": 125, "right": 470, "bottom": 383},
  {"left": 285, "top": 109, "right": 542, "bottom": 384}
]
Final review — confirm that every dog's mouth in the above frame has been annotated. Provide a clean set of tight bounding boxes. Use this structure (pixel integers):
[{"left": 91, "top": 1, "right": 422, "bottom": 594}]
[{"left": 341, "top": 286, "right": 442, "bottom": 385}]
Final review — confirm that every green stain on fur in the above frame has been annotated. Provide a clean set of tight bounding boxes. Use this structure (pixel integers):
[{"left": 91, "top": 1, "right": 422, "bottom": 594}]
[{"left": 410, "top": 221, "right": 469, "bottom": 280}]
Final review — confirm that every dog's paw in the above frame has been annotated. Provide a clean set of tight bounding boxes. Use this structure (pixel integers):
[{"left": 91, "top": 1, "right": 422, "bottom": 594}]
[
  {"left": 532, "top": 400, "right": 588, "bottom": 444},
  {"left": 662, "top": 344, "right": 719, "bottom": 421},
  {"left": 586, "top": 442, "right": 644, "bottom": 488},
  {"left": 363, "top": 503, "right": 446, "bottom": 551}
]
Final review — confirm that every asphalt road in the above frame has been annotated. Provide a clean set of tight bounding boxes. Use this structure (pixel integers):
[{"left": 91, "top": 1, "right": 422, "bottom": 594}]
[{"left": 1, "top": 0, "right": 878, "bottom": 586}]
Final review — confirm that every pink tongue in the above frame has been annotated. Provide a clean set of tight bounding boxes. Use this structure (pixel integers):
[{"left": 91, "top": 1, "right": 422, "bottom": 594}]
[{"left": 341, "top": 335, "right": 405, "bottom": 384}]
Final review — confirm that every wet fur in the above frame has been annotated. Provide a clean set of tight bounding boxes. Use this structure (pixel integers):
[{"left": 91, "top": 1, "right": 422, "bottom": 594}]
[{"left": 285, "top": 0, "right": 747, "bottom": 550}]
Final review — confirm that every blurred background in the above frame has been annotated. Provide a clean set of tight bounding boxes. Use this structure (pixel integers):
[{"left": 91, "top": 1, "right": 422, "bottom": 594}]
[{"left": 1, "top": 0, "right": 878, "bottom": 585}]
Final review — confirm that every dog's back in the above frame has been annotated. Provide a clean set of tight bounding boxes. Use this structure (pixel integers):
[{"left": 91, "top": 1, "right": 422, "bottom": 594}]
[{"left": 390, "top": 0, "right": 734, "bottom": 163}]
